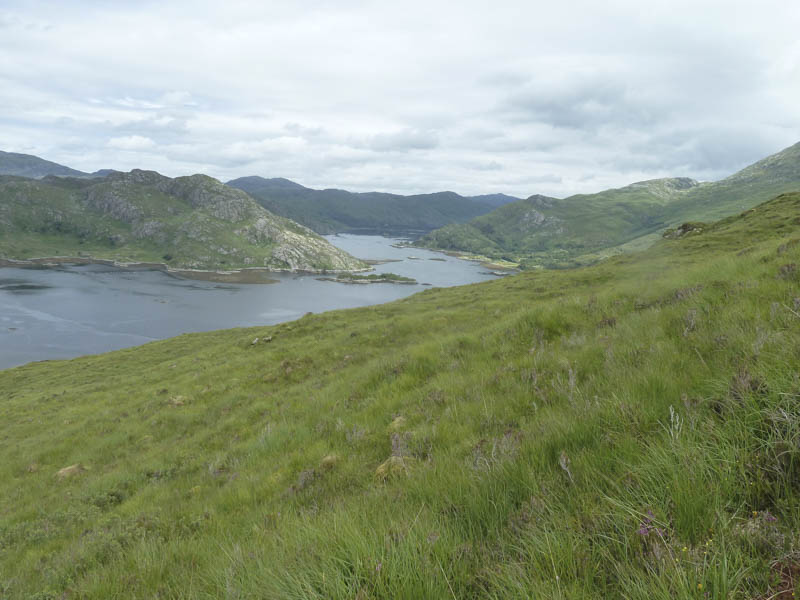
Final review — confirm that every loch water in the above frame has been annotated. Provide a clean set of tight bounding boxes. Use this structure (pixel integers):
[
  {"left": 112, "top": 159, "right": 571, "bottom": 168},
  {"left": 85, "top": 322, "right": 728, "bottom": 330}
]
[{"left": 0, "top": 235, "right": 499, "bottom": 370}]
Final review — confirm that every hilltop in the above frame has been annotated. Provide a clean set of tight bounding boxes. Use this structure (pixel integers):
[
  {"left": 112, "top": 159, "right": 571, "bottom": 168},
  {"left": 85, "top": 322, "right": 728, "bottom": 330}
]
[
  {"left": 418, "top": 141, "right": 800, "bottom": 267},
  {"left": 227, "top": 175, "right": 520, "bottom": 234},
  {"left": 1, "top": 189, "right": 798, "bottom": 597},
  {"left": 0, "top": 150, "right": 117, "bottom": 179},
  {"left": 0, "top": 170, "right": 366, "bottom": 274}
]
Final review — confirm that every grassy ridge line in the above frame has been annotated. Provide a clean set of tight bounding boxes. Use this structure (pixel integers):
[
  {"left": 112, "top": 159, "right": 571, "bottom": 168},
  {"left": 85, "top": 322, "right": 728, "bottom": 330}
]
[
  {"left": 417, "top": 142, "right": 800, "bottom": 268},
  {"left": 1, "top": 194, "right": 799, "bottom": 597}
]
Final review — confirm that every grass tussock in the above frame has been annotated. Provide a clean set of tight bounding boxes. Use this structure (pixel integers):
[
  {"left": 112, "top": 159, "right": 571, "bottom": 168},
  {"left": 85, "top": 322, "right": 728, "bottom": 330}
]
[{"left": 1, "top": 193, "right": 800, "bottom": 598}]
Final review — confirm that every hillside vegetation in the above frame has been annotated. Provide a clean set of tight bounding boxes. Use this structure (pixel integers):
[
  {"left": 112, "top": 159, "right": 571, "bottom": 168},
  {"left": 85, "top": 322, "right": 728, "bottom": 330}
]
[
  {"left": 227, "top": 176, "right": 519, "bottom": 234},
  {"left": 418, "top": 142, "right": 800, "bottom": 268},
  {"left": 1, "top": 191, "right": 799, "bottom": 598},
  {"left": 0, "top": 170, "right": 365, "bottom": 272}
]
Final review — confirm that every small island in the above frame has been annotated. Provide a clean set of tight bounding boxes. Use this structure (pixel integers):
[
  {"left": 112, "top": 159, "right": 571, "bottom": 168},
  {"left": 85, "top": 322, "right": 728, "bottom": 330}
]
[{"left": 316, "top": 271, "right": 417, "bottom": 284}]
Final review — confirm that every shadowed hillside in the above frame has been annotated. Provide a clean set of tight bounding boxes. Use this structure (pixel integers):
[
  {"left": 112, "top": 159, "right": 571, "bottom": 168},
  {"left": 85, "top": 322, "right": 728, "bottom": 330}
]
[{"left": 227, "top": 176, "right": 519, "bottom": 234}]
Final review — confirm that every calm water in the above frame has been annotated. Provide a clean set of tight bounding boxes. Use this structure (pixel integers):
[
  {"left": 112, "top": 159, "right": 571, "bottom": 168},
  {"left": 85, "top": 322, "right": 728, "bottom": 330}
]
[{"left": 0, "top": 235, "right": 498, "bottom": 370}]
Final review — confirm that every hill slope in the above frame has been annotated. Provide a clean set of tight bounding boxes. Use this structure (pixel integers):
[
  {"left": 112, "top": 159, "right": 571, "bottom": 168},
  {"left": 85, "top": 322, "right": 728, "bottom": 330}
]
[
  {"left": 418, "top": 142, "right": 800, "bottom": 267},
  {"left": 227, "top": 176, "right": 519, "bottom": 234},
  {"left": 0, "top": 150, "right": 92, "bottom": 179},
  {"left": 1, "top": 191, "right": 799, "bottom": 597},
  {"left": 0, "top": 170, "right": 366, "bottom": 272}
]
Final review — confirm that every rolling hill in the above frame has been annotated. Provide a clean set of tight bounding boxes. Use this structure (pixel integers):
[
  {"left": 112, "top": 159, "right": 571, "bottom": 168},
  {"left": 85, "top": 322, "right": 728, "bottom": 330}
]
[
  {"left": 0, "top": 170, "right": 366, "bottom": 274},
  {"left": 227, "top": 176, "right": 520, "bottom": 234},
  {"left": 417, "top": 141, "right": 800, "bottom": 267}
]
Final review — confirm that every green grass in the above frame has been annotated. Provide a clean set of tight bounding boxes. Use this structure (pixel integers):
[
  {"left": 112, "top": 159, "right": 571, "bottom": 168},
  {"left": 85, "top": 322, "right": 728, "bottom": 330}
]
[{"left": 1, "top": 193, "right": 799, "bottom": 598}]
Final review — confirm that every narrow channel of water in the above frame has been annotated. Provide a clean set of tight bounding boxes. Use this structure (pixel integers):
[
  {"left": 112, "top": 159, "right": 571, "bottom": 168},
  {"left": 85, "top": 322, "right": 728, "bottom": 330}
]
[{"left": 0, "top": 235, "right": 499, "bottom": 370}]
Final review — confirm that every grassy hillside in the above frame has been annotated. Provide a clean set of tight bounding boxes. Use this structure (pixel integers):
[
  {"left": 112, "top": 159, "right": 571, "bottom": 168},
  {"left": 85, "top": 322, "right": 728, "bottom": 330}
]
[
  {"left": 0, "top": 170, "right": 366, "bottom": 273},
  {"left": 418, "top": 142, "right": 800, "bottom": 268},
  {"left": 1, "top": 192, "right": 799, "bottom": 598},
  {"left": 227, "top": 176, "right": 519, "bottom": 234}
]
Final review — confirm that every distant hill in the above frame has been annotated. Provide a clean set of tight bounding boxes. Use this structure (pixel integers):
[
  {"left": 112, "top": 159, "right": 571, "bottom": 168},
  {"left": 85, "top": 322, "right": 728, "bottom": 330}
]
[
  {"left": 0, "top": 150, "right": 92, "bottom": 178},
  {"left": 417, "top": 142, "right": 800, "bottom": 267},
  {"left": 0, "top": 170, "right": 366, "bottom": 273},
  {"left": 227, "top": 176, "right": 520, "bottom": 234}
]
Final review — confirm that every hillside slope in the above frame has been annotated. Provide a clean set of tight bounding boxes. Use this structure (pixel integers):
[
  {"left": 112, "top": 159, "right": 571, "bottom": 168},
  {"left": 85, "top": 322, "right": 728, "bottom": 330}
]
[
  {"left": 227, "top": 176, "right": 519, "bottom": 234},
  {"left": 0, "top": 170, "right": 366, "bottom": 272},
  {"left": 1, "top": 192, "right": 799, "bottom": 598},
  {"left": 418, "top": 142, "right": 800, "bottom": 267},
  {"left": 0, "top": 150, "right": 92, "bottom": 179}
]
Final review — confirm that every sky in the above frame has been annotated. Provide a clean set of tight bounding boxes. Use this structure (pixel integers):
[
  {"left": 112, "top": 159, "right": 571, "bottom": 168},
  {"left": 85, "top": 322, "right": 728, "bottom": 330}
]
[{"left": 1, "top": 0, "right": 799, "bottom": 198}]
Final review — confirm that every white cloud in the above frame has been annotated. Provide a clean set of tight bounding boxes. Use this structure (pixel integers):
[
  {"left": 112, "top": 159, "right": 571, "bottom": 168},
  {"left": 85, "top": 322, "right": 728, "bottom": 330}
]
[
  {"left": 107, "top": 135, "right": 156, "bottom": 151},
  {"left": 0, "top": 0, "right": 798, "bottom": 197}
]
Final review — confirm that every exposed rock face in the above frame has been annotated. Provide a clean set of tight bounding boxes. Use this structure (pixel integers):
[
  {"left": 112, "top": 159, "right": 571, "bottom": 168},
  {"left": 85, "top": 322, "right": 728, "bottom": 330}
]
[
  {"left": 526, "top": 194, "right": 558, "bottom": 209},
  {"left": 132, "top": 220, "right": 166, "bottom": 241},
  {"left": 85, "top": 186, "right": 143, "bottom": 223},
  {"left": 268, "top": 229, "right": 361, "bottom": 271},
  {"left": 167, "top": 175, "right": 257, "bottom": 222},
  {"left": 628, "top": 177, "right": 700, "bottom": 200},
  {"left": 517, "top": 199, "right": 563, "bottom": 234},
  {"left": 244, "top": 216, "right": 285, "bottom": 243}
]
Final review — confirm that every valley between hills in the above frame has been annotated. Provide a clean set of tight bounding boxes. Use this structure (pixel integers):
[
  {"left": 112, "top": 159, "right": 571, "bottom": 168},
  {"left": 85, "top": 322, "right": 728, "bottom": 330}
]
[{"left": 1, "top": 144, "right": 799, "bottom": 597}]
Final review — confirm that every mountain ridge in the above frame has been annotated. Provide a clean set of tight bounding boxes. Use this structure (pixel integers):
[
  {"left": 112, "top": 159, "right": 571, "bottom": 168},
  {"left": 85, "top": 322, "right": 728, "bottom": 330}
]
[
  {"left": 227, "top": 175, "right": 521, "bottom": 234},
  {"left": 417, "top": 141, "right": 800, "bottom": 267},
  {"left": 0, "top": 169, "right": 366, "bottom": 275}
]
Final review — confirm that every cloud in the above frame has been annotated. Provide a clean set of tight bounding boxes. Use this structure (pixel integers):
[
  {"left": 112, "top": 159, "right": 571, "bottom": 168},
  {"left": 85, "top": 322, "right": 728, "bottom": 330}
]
[
  {"left": 0, "top": 0, "right": 798, "bottom": 197},
  {"left": 368, "top": 129, "right": 439, "bottom": 153},
  {"left": 107, "top": 135, "right": 156, "bottom": 151}
]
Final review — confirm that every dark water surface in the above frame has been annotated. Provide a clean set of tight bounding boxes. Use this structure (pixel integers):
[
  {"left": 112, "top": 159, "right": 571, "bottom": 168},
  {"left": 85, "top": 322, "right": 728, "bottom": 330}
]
[{"left": 0, "top": 235, "right": 497, "bottom": 370}]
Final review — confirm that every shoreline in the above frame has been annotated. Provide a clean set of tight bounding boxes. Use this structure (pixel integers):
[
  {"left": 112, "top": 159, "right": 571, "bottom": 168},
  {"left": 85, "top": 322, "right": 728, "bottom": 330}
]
[
  {"left": 0, "top": 256, "right": 371, "bottom": 284},
  {"left": 406, "top": 245, "right": 520, "bottom": 272}
]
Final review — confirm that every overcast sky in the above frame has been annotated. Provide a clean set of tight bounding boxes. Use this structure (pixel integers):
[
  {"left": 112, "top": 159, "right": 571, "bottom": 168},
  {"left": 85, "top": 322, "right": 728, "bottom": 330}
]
[{"left": 1, "top": 0, "right": 799, "bottom": 197}]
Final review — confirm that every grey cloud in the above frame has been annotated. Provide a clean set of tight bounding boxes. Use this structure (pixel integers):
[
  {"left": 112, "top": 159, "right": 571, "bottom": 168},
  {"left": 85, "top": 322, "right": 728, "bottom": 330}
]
[
  {"left": 368, "top": 129, "right": 439, "bottom": 153},
  {"left": 470, "top": 160, "right": 503, "bottom": 171},
  {"left": 504, "top": 79, "right": 660, "bottom": 131},
  {"left": 620, "top": 127, "right": 791, "bottom": 179}
]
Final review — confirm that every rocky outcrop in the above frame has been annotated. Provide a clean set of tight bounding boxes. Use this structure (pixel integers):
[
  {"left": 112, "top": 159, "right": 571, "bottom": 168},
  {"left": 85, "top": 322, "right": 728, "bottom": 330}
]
[
  {"left": 132, "top": 220, "right": 166, "bottom": 242},
  {"left": 628, "top": 177, "right": 700, "bottom": 200},
  {"left": 168, "top": 175, "right": 257, "bottom": 222},
  {"left": 267, "top": 228, "right": 364, "bottom": 271},
  {"left": 85, "top": 186, "right": 143, "bottom": 223}
]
